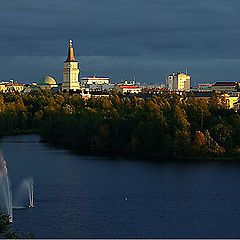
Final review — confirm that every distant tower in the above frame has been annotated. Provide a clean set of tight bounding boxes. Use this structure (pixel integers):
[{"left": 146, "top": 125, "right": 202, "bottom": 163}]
[{"left": 62, "top": 40, "right": 80, "bottom": 91}]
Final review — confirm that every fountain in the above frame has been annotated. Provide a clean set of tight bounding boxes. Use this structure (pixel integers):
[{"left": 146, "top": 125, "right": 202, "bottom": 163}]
[
  {"left": 14, "top": 178, "right": 34, "bottom": 209},
  {"left": 0, "top": 152, "right": 13, "bottom": 223},
  {"left": 24, "top": 178, "right": 34, "bottom": 208},
  {"left": 0, "top": 152, "right": 34, "bottom": 223}
]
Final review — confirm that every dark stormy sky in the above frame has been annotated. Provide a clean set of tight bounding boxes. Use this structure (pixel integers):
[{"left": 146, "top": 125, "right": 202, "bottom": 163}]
[{"left": 0, "top": 0, "right": 240, "bottom": 84}]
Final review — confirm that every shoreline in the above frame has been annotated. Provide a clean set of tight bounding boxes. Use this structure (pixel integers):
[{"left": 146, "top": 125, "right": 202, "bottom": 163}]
[
  {"left": 0, "top": 129, "right": 38, "bottom": 137},
  {"left": 1, "top": 132, "right": 239, "bottom": 162},
  {"left": 39, "top": 137, "right": 240, "bottom": 162}
]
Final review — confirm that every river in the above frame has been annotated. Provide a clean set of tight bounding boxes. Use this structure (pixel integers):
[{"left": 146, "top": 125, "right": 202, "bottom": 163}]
[{"left": 1, "top": 134, "right": 240, "bottom": 238}]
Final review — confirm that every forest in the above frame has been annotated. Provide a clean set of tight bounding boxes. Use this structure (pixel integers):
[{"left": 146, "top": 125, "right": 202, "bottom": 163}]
[{"left": 0, "top": 89, "right": 239, "bottom": 160}]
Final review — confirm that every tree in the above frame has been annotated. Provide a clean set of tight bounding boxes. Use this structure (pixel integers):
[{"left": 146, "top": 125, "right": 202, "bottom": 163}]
[
  {"left": 211, "top": 124, "right": 233, "bottom": 149},
  {"left": 0, "top": 209, "right": 18, "bottom": 239},
  {"left": 192, "top": 131, "right": 207, "bottom": 154}
]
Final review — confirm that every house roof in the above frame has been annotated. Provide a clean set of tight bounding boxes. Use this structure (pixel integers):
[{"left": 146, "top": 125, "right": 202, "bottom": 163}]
[
  {"left": 82, "top": 76, "right": 109, "bottom": 79},
  {"left": 213, "top": 82, "right": 237, "bottom": 87},
  {"left": 120, "top": 85, "right": 139, "bottom": 89},
  {"left": 5, "top": 83, "right": 24, "bottom": 86}
]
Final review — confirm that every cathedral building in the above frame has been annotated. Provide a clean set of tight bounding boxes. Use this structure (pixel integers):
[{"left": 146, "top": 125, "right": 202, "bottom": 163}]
[{"left": 62, "top": 40, "right": 80, "bottom": 91}]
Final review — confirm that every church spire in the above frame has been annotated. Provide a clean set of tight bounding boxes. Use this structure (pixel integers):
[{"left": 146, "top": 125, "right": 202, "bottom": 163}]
[
  {"left": 65, "top": 40, "right": 77, "bottom": 62},
  {"left": 62, "top": 40, "right": 80, "bottom": 91}
]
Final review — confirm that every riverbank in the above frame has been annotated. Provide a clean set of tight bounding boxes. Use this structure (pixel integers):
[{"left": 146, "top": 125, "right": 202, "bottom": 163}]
[
  {"left": 1, "top": 131, "right": 237, "bottom": 162},
  {"left": 39, "top": 135, "right": 240, "bottom": 162},
  {"left": 0, "top": 129, "right": 38, "bottom": 137}
]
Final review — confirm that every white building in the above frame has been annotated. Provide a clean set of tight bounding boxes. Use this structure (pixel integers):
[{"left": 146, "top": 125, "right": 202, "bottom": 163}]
[
  {"left": 115, "top": 82, "right": 142, "bottom": 94},
  {"left": 81, "top": 75, "right": 110, "bottom": 85},
  {"left": 166, "top": 72, "right": 190, "bottom": 91},
  {"left": 87, "top": 83, "right": 115, "bottom": 92},
  {"left": 62, "top": 40, "right": 80, "bottom": 91}
]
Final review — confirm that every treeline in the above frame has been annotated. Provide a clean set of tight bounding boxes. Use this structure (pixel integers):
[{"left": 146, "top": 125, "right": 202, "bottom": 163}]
[{"left": 0, "top": 90, "right": 239, "bottom": 159}]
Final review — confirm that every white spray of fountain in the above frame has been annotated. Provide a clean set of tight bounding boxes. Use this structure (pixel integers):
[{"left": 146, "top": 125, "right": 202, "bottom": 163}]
[
  {"left": 23, "top": 178, "right": 34, "bottom": 208},
  {"left": 13, "top": 178, "right": 34, "bottom": 209},
  {"left": 0, "top": 153, "right": 13, "bottom": 223}
]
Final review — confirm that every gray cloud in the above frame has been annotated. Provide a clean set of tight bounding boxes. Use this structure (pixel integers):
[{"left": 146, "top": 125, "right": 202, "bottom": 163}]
[{"left": 0, "top": 0, "right": 240, "bottom": 83}]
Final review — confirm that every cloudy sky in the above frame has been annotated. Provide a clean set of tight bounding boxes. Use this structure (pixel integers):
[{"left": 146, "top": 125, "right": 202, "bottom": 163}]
[{"left": 0, "top": 0, "right": 240, "bottom": 84}]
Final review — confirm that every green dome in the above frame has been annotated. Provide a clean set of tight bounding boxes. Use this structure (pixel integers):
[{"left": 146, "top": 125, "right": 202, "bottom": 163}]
[{"left": 38, "top": 76, "right": 57, "bottom": 85}]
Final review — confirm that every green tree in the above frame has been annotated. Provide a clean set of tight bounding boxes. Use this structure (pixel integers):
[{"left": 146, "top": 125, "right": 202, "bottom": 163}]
[{"left": 0, "top": 209, "right": 18, "bottom": 239}]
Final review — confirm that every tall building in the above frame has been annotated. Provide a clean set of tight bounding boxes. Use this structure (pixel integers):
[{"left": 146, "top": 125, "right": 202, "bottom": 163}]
[
  {"left": 62, "top": 40, "right": 80, "bottom": 91},
  {"left": 166, "top": 72, "right": 190, "bottom": 91}
]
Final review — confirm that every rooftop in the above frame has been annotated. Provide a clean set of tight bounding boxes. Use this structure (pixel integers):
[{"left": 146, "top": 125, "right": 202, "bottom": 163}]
[
  {"left": 120, "top": 85, "right": 140, "bottom": 89},
  {"left": 38, "top": 76, "right": 57, "bottom": 85},
  {"left": 198, "top": 83, "right": 213, "bottom": 86},
  {"left": 213, "top": 82, "right": 237, "bottom": 86},
  {"left": 82, "top": 76, "right": 109, "bottom": 79}
]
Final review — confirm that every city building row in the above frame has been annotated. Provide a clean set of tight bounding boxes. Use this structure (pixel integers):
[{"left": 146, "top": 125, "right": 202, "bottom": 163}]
[{"left": 1, "top": 40, "right": 240, "bottom": 110}]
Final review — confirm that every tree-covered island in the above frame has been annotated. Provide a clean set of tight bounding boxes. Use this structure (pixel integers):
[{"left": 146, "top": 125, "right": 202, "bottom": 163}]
[{"left": 0, "top": 90, "right": 239, "bottom": 160}]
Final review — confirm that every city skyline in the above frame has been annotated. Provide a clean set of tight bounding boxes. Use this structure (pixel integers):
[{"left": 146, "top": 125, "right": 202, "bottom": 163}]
[{"left": 1, "top": 0, "right": 240, "bottom": 84}]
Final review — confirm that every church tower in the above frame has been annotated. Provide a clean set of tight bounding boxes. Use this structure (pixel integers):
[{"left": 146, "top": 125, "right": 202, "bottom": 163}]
[{"left": 62, "top": 40, "right": 80, "bottom": 91}]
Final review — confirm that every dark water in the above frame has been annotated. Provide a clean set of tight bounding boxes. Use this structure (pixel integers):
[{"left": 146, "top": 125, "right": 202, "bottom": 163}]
[{"left": 1, "top": 134, "right": 240, "bottom": 238}]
